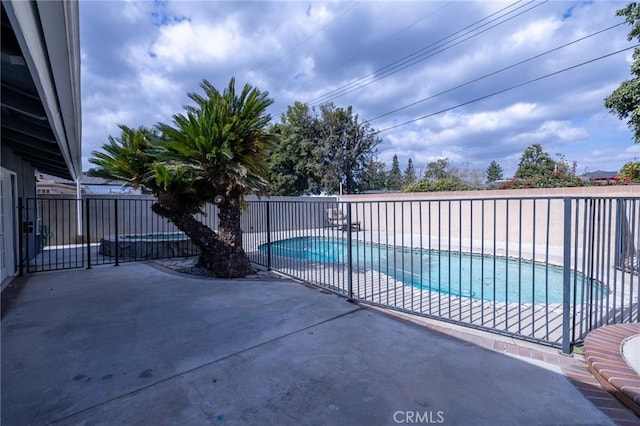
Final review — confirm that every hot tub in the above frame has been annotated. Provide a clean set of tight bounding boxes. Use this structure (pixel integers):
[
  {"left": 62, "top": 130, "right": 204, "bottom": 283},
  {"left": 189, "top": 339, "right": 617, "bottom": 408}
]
[{"left": 99, "top": 232, "right": 200, "bottom": 260}]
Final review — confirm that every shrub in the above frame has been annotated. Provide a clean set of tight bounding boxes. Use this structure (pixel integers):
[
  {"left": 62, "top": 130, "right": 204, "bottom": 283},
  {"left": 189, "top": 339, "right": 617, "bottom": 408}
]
[
  {"left": 499, "top": 171, "right": 593, "bottom": 189},
  {"left": 403, "top": 177, "right": 473, "bottom": 192},
  {"left": 619, "top": 161, "right": 640, "bottom": 182}
]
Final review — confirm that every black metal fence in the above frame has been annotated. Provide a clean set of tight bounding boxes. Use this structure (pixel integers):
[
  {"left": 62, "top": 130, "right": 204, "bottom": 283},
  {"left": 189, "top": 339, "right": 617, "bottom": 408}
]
[
  {"left": 20, "top": 197, "right": 213, "bottom": 272},
  {"left": 567, "top": 198, "right": 638, "bottom": 339},
  {"left": 18, "top": 195, "right": 639, "bottom": 352},
  {"left": 19, "top": 195, "right": 330, "bottom": 272},
  {"left": 245, "top": 197, "right": 639, "bottom": 353}
]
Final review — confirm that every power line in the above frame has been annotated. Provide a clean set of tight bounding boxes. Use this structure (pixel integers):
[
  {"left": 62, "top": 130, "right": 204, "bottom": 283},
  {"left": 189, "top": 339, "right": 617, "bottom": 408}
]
[
  {"left": 274, "top": 1, "right": 456, "bottom": 119},
  {"left": 375, "top": 45, "right": 638, "bottom": 134},
  {"left": 259, "top": 2, "right": 361, "bottom": 73},
  {"left": 305, "top": 0, "right": 529, "bottom": 105},
  {"left": 296, "top": 1, "right": 455, "bottom": 90},
  {"left": 368, "top": 22, "right": 625, "bottom": 122},
  {"left": 310, "top": 0, "right": 549, "bottom": 106},
  {"left": 306, "top": 0, "right": 546, "bottom": 106},
  {"left": 304, "top": 0, "right": 528, "bottom": 105}
]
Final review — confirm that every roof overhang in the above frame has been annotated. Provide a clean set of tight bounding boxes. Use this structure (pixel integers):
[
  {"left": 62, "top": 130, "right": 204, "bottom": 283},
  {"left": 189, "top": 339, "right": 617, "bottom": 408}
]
[{"left": 1, "top": 0, "right": 81, "bottom": 180}]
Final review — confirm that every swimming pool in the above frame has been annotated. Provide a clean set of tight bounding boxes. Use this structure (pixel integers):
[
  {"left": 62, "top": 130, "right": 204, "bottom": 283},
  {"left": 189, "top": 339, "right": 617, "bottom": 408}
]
[{"left": 259, "top": 236, "right": 606, "bottom": 304}]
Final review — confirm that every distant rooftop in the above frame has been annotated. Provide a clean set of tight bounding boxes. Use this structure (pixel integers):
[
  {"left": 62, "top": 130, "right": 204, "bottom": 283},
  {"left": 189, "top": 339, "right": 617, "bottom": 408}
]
[
  {"left": 584, "top": 171, "right": 618, "bottom": 180},
  {"left": 37, "top": 172, "right": 127, "bottom": 186},
  {"left": 36, "top": 171, "right": 143, "bottom": 195}
]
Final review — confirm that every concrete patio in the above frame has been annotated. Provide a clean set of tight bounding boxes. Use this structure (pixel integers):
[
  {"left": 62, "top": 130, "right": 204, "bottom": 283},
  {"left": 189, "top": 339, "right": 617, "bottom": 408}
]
[{"left": 0, "top": 262, "right": 634, "bottom": 425}]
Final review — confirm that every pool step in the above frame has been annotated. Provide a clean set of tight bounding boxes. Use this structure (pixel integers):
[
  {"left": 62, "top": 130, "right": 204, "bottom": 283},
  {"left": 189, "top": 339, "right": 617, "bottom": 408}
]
[{"left": 583, "top": 323, "right": 640, "bottom": 417}]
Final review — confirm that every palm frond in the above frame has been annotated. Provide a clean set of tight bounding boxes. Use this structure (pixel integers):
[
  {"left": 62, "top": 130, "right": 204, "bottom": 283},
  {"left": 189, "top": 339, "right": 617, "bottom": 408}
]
[
  {"left": 88, "top": 125, "right": 157, "bottom": 189},
  {"left": 154, "top": 77, "right": 276, "bottom": 198}
]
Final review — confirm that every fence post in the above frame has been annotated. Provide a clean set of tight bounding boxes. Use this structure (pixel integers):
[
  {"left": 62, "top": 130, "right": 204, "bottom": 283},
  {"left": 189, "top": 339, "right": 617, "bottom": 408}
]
[
  {"left": 18, "top": 197, "right": 24, "bottom": 277},
  {"left": 266, "top": 201, "right": 271, "bottom": 270},
  {"left": 25, "top": 199, "right": 30, "bottom": 274},
  {"left": 562, "top": 197, "right": 572, "bottom": 354},
  {"left": 86, "top": 198, "right": 92, "bottom": 269},
  {"left": 114, "top": 198, "right": 119, "bottom": 266},
  {"left": 346, "top": 202, "right": 354, "bottom": 301}
]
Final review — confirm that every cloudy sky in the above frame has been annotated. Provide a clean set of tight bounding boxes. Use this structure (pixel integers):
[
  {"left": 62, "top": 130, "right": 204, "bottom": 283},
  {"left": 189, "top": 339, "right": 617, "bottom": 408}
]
[{"left": 80, "top": 0, "right": 640, "bottom": 179}]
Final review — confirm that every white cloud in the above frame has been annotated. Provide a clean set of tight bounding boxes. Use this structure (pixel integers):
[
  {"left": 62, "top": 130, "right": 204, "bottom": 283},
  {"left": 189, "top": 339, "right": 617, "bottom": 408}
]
[
  {"left": 121, "top": 0, "right": 146, "bottom": 23},
  {"left": 150, "top": 19, "right": 242, "bottom": 66},
  {"left": 79, "top": 0, "right": 637, "bottom": 177},
  {"left": 139, "top": 72, "right": 174, "bottom": 95},
  {"left": 507, "top": 120, "right": 588, "bottom": 144},
  {"left": 392, "top": 102, "right": 539, "bottom": 142},
  {"left": 467, "top": 103, "right": 539, "bottom": 132},
  {"left": 600, "top": 144, "right": 640, "bottom": 165},
  {"left": 508, "top": 17, "right": 561, "bottom": 47}
]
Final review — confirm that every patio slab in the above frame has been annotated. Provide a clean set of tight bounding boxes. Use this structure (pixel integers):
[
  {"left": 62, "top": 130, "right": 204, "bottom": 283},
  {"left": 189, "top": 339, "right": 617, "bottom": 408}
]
[{"left": 1, "top": 263, "right": 618, "bottom": 425}]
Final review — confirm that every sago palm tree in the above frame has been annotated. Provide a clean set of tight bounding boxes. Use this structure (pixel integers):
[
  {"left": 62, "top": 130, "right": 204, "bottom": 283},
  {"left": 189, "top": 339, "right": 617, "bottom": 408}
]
[
  {"left": 89, "top": 78, "right": 276, "bottom": 278},
  {"left": 156, "top": 78, "right": 276, "bottom": 276}
]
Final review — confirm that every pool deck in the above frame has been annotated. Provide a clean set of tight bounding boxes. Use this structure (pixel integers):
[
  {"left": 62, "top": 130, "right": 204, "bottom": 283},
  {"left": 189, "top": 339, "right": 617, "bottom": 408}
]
[
  {"left": 26, "top": 234, "right": 637, "bottom": 349},
  {"left": 2, "top": 262, "right": 638, "bottom": 425},
  {"left": 255, "top": 251, "right": 635, "bottom": 349},
  {"left": 374, "top": 309, "right": 640, "bottom": 426},
  {"left": 11, "top": 231, "right": 640, "bottom": 423}
]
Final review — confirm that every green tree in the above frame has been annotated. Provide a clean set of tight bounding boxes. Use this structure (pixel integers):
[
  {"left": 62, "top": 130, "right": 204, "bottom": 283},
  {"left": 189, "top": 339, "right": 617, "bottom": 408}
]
[
  {"left": 605, "top": 3, "right": 640, "bottom": 143},
  {"left": 90, "top": 78, "right": 276, "bottom": 278},
  {"left": 267, "top": 102, "right": 382, "bottom": 194},
  {"left": 501, "top": 153, "right": 589, "bottom": 189},
  {"left": 514, "top": 144, "right": 556, "bottom": 179},
  {"left": 423, "top": 158, "right": 454, "bottom": 180},
  {"left": 403, "top": 158, "right": 417, "bottom": 186},
  {"left": 361, "top": 160, "right": 388, "bottom": 191},
  {"left": 266, "top": 102, "right": 322, "bottom": 195},
  {"left": 458, "top": 167, "right": 485, "bottom": 188},
  {"left": 486, "top": 160, "right": 504, "bottom": 182},
  {"left": 318, "top": 103, "right": 382, "bottom": 194},
  {"left": 619, "top": 160, "right": 640, "bottom": 181},
  {"left": 387, "top": 154, "right": 403, "bottom": 190}
]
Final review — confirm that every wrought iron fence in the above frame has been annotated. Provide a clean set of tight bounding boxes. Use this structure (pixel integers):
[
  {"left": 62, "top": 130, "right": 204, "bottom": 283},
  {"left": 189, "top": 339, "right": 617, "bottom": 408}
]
[
  {"left": 18, "top": 194, "right": 639, "bottom": 352},
  {"left": 246, "top": 197, "right": 639, "bottom": 353},
  {"left": 20, "top": 197, "right": 214, "bottom": 272}
]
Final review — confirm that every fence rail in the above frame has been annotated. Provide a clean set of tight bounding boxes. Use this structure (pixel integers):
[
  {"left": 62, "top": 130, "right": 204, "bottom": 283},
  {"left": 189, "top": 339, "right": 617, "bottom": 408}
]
[
  {"left": 18, "top": 195, "right": 639, "bottom": 352},
  {"left": 245, "top": 197, "right": 639, "bottom": 352},
  {"left": 21, "top": 197, "right": 215, "bottom": 272}
]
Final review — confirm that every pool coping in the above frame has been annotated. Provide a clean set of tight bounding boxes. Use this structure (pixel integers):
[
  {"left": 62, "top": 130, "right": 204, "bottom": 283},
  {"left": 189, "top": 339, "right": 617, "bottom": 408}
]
[{"left": 584, "top": 323, "right": 640, "bottom": 417}]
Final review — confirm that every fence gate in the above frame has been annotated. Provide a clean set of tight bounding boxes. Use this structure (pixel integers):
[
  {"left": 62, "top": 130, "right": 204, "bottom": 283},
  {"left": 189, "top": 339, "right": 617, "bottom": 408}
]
[
  {"left": 19, "top": 197, "right": 208, "bottom": 273},
  {"left": 21, "top": 197, "right": 86, "bottom": 272}
]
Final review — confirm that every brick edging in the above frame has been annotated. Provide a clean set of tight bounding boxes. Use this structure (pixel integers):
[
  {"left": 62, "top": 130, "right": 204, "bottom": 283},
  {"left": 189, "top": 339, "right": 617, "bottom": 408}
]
[{"left": 584, "top": 323, "right": 640, "bottom": 417}]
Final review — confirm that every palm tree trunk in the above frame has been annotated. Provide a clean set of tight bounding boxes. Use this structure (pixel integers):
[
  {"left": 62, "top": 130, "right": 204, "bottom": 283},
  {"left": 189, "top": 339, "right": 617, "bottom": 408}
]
[
  {"left": 217, "top": 195, "right": 243, "bottom": 247},
  {"left": 215, "top": 194, "right": 253, "bottom": 275},
  {"left": 151, "top": 201, "right": 253, "bottom": 278}
]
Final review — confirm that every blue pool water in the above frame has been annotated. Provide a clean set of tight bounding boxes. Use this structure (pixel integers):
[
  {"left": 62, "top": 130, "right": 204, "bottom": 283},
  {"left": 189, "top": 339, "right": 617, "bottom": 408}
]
[{"left": 259, "top": 236, "right": 606, "bottom": 304}]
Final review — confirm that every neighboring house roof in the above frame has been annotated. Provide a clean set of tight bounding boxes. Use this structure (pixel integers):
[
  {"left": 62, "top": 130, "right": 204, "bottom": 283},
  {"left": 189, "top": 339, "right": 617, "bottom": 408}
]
[
  {"left": 584, "top": 171, "right": 618, "bottom": 180},
  {"left": 37, "top": 172, "right": 141, "bottom": 195},
  {"left": 79, "top": 174, "right": 120, "bottom": 185},
  {"left": 1, "top": 0, "right": 82, "bottom": 180},
  {"left": 479, "top": 179, "right": 510, "bottom": 190},
  {"left": 37, "top": 172, "right": 129, "bottom": 186}
]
